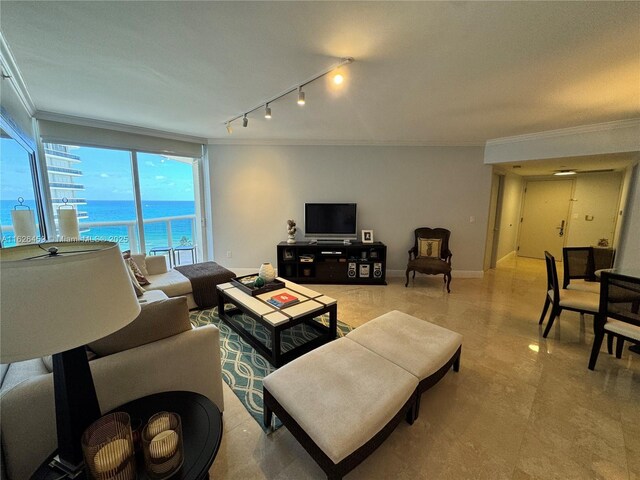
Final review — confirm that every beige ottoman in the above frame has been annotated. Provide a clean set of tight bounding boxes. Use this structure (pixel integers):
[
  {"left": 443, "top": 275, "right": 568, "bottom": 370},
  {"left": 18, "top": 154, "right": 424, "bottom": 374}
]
[
  {"left": 263, "top": 337, "right": 418, "bottom": 480},
  {"left": 346, "top": 310, "right": 462, "bottom": 420}
]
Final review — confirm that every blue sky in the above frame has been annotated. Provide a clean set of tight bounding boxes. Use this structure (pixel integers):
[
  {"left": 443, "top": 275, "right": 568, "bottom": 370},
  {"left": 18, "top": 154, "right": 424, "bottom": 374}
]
[{"left": 0, "top": 140, "right": 195, "bottom": 201}]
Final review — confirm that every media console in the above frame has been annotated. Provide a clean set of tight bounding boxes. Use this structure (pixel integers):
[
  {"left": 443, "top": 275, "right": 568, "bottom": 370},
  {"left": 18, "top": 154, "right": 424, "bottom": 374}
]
[{"left": 277, "top": 241, "right": 387, "bottom": 285}]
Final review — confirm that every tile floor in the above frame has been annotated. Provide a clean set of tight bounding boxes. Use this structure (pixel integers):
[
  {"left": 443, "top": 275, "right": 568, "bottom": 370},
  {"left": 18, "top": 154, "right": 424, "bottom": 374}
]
[{"left": 210, "top": 256, "right": 639, "bottom": 479}]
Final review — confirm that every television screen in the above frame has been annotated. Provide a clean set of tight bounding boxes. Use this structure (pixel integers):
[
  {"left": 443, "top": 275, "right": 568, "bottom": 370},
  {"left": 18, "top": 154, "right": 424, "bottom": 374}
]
[{"left": 304, "top": 203, "right": 357, "bottom": 238}]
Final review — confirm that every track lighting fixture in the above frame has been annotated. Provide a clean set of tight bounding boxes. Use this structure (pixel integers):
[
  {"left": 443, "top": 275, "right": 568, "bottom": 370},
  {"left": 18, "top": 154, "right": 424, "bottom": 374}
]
[
  {"left": 221, "top": 57, "right": 354, "bottom": 133},
  {"left": 226, "top": 122, "right": 233, "bottom": 134}
]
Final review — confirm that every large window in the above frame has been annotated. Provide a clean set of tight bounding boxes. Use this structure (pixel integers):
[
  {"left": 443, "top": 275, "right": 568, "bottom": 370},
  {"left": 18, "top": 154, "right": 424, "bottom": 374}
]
[
  {"left": 137, "top": 152, "right": 198, "bottom": 256},
  {"left": 43, "top": 143, "right": 201, "bottom": 260},
  {"left": 1, "top": 127, "right": 44, "bottom": 246}
]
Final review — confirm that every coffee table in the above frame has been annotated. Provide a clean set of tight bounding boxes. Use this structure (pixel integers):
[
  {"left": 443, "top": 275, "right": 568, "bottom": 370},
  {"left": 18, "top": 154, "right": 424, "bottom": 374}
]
[{"left": 216, "top": 277, "right": 337, "bottom": 367}]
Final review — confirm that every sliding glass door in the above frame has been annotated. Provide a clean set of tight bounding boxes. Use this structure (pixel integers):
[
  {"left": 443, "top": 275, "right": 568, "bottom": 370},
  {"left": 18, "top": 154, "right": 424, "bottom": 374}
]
[{"left": 136, "top": 152, "right": 199, "bottom": 264}]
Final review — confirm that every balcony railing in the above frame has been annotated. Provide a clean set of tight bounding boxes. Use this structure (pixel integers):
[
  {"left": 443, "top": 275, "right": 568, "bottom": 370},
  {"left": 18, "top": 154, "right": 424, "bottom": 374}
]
[
  {"left": 1, "top": 215, "right": 197, "bottom": 258},
  {"left": 49, "top": 182, "right": 85, "bottom": 190},
  {"left": 44, "top": 149, "right": 81, "bottom": 161},
  {"left": 47, "top": 166, "right": 83, "bottom": 176}
]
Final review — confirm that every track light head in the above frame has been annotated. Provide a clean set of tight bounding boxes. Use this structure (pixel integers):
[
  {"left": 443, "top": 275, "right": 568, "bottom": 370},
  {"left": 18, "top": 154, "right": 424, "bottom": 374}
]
[
  {"left": 297, "top": 87, "right": 305, "bottom": 106},
  {"left": 226, "top": 122, "right": 233, "bottom": 134},
  {"left": 243, "top": 115, "right": 248, "bottom": 127},
  {"left": 333, "top": 73, "right": 344, "bottom": 85},
  {"left": 265, "top": 104, "right": 272, "bottom": 119}
]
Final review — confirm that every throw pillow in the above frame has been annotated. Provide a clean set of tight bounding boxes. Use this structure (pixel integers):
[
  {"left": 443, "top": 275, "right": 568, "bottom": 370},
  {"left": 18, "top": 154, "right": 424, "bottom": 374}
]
[
  {"left": 418, "top": 238, "right": 441, "bottom": 259},
  {"left": 88, "top": 296, "right": 191, "bottom": 357},
  {"left": 126, "top": 264, "right": 146, "bottom": 297},
  {"left": 123, "top": 255, "right": 150, "bottom": 286}
]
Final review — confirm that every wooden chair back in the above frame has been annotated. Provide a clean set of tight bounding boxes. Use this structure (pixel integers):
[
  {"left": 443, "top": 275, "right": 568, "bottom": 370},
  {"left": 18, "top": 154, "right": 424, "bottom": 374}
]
[{"left": 412, "top": 228, "right": 451, "bottom": 261}]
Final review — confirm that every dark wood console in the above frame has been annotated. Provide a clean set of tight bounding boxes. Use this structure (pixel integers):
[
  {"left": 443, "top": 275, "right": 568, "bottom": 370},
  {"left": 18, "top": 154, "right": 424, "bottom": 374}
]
[{"left": 277, "top": 241, "right": 387, "bottom": 285}]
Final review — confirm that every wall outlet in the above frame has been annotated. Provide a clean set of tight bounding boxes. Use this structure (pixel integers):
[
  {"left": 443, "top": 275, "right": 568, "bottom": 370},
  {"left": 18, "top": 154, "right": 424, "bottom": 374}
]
[{"left": 226, "top": 250, "right": 232, "bottom": 258}]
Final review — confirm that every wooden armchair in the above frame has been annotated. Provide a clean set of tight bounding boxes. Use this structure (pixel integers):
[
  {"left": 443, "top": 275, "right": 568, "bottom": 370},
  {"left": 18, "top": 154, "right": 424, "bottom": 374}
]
[{"left": 405, "top": 227, "right": 452, "bottom": 292}]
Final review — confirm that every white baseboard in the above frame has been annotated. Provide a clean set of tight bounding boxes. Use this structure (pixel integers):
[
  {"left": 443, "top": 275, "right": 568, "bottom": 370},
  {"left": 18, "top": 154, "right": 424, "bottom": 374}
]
[
  {"left": 231, "top": 267, "right": 484, "bottom": 279},
  {"left": 369, "top": 269, "right": 484, "bottom": 279},
  {"left": 497, "top": 250, "right": 516, "bottom": 264}
]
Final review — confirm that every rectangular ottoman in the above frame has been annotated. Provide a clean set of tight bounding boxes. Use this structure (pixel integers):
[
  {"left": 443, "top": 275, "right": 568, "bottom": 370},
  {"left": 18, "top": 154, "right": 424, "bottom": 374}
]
[
  {"left": 263, "top": 337, "right": 418, "bottom": 480},
  {"left": 347, "top": 310, "right": 462, "bottom": 421},
  {"left": 263, "top": 310, "right": 463, "bottom": 479}
]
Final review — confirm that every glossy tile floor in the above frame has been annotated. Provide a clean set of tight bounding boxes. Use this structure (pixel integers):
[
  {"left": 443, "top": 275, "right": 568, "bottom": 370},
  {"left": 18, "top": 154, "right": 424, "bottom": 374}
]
[{"left": 210, "top": 257, "right": 639, "bottom": 480}]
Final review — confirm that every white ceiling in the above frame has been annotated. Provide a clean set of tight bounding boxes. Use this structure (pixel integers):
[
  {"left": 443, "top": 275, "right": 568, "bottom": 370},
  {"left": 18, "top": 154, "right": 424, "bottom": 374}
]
[{"left": 2, "top": 1, "right": 639, "bottom": 144}]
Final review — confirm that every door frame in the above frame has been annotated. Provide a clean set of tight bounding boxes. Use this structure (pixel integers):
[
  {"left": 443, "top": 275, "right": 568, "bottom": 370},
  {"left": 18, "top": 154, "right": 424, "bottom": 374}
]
[{"left": 516, "top": 177, "right": 576, "bottom": 258}]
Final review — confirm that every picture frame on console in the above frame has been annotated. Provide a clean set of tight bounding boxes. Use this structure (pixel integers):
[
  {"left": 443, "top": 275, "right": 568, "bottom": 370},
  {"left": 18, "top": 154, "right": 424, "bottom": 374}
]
[{"left": 362, "top": 230, "right": 374, "bottom": 243}]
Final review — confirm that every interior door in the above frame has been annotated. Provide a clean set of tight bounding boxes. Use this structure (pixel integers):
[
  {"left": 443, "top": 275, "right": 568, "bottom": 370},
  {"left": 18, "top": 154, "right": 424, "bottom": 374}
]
[{"left": 518, "top": 179, "right": 573, "bottom": 259}]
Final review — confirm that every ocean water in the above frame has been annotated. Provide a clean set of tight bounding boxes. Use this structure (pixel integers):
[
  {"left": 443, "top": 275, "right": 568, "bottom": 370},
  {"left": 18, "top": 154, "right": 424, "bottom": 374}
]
[{"left": 1, "top": 199, "right": 195, "bottom": 251}]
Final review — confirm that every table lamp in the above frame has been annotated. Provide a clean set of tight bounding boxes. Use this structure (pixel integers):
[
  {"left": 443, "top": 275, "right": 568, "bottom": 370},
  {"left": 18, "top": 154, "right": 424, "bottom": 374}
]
[{"left": 0, "top": 241, "right": 141, "bottom": 477}]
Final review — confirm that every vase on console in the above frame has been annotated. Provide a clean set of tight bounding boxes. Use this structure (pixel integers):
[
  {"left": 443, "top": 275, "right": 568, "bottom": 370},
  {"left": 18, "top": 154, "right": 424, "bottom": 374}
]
[{"left": 259, "top": 262, "right": 276, "bottom": 283}]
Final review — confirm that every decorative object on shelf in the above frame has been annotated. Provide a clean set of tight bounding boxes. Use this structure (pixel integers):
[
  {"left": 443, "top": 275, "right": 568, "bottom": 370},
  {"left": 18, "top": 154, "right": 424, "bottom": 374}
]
[
  {"left": 362, "top": 229, "right": 374, "bottom": 244},
  {"left": 0, "top": 241, "right": 141, "bottom": 478},
  {"left": 142, "top": 412, "right": 184, "bottom": 479},
  {"left": 283, "top": 248, "right": 295, "bottom": 260},
  {"left": 231, "top": 274, "right": 285, "bottom": 296},
  {"left": 81, "top": 412, "right": 135, "bottom": 480},
  {"left": 598, "top": 238, "right": 609, "bottom": 247},
  {"left": 259, "top": 262, "right": 276, "bottom": 282},
  {"left": 10, "top": 197, "right": 37, "bottom": 245},
  {"left": 287, "top": 219, "right": 297, "bottom": 244},
  {"left": 58, "top": 197, "right": 80, "bottom": 240}
]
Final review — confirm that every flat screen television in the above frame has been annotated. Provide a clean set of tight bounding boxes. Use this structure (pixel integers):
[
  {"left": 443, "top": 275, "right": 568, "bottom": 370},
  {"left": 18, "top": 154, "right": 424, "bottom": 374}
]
[{"left": 304, "top": 203, "right": 357, "bottom": 240}]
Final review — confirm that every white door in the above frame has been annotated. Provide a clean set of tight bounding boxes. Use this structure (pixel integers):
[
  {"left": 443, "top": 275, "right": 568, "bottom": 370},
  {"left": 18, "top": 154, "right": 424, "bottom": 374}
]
[{"left": 518, "top": 179, "right": 574, "bottom": 260}]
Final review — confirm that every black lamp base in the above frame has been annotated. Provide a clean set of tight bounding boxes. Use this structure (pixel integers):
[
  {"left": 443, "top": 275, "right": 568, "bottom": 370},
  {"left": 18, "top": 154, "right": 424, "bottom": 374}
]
[{"left": 51, "top": 346, "right": 102, "bottom": 475}]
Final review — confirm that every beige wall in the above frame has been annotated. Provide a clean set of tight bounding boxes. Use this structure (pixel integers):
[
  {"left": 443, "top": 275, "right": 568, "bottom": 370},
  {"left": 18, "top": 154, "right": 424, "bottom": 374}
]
[
  {"left": 208, "top": 145, "right": 492, "bottom": 273},
  {"left": 496, "top": 173, "right": 524, "bottom": 262},
  {"left": 616, "top": 162, "right": 640, "bottom": 270},
  {"left": 565, "top": 172, "right": 623, "bottom": 247}
]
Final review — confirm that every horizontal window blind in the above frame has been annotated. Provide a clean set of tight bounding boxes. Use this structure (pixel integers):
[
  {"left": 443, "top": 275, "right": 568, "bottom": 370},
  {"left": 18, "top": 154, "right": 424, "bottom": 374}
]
[{"left": 38, "top": 119, "right": 203, "bottom": 158}]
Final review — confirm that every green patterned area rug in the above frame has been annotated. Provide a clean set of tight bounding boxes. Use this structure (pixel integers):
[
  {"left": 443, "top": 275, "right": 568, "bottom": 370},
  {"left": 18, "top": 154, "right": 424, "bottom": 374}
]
[{"left": 190, "top": 306, "right": 352, "bottom": 432}]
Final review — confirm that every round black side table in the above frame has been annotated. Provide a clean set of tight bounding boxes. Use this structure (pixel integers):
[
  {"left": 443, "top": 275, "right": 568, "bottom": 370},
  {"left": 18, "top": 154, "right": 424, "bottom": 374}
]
[{"left": 31, "top": 391, "right": 222, "bottom": 480}]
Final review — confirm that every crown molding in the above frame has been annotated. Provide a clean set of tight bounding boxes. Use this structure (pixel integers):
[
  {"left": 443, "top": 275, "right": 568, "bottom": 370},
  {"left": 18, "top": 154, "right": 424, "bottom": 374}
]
[
  {"left": 486, "top": 118, "right": 640, "bottom": 147},
  {"left": 0, "top": 32, "right": 36, "bottom": 116},
  {"left": 207, "top": 138, "right": 484, "bottom": 147},
  {"left": 35, "top": 111, "right": 208, "bottom": 144}
]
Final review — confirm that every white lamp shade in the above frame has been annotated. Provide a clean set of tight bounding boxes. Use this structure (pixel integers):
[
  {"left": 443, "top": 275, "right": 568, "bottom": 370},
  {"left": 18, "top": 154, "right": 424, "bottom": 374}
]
[
  {"left": 58, "top": 208, "right": 80, "bottom": 240},
  {"left": 10, "top": 209, "right": 37, "bottom": 245},
  {"left": 0, "top": 241, "right": 141, "bottom": 363}
]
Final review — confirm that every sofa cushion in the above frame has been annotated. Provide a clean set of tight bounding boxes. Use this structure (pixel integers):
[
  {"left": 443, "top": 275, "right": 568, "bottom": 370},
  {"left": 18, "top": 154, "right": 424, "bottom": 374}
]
[
  {"left": 88, "top": 296, "right": 191, "bottom": 357},
  {"left": 346, "top": 310, "right": 462, "bottom": 380},
  {"left": 263, "top": 337, "right": 418, "bottom": 464},
  {"left": 129, "top": 253, "right": 150, "bottom": 276},
  {"left": 145, "top": 269, "right": 191, "bottom": 297},
  {"left": 0, "top": 359, "right": 49, "bottom": 397}
]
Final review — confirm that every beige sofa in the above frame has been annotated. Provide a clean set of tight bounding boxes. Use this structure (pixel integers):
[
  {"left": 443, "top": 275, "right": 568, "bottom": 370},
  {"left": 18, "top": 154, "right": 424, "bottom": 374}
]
[
  {"left": 0, "top": 296, "right": 224, "bottom": 480},
  {"left": 130, "top": 254, "right": 198, "bottom": 309}
]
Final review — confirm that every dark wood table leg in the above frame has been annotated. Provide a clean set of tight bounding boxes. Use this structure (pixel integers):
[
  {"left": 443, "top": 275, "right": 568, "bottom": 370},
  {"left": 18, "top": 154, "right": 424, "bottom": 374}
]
[
  {"left": 272, "top": 325, "right": 282, "bottom": 367},
  {"left": 329, "top": 304, "right": 338, "bottom": 339}
]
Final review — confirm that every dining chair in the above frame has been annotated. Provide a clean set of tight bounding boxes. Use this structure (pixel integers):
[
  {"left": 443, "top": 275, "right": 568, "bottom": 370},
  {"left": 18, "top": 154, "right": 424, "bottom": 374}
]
[
  {"left": 539, "top": 251, "right": 600, "bottom": 338},
  {"left": 588, "top": 271, "right": 640, "bottom": 370},
  {"left": 562, "top": 247, "right": 599, "bottom": 294}
]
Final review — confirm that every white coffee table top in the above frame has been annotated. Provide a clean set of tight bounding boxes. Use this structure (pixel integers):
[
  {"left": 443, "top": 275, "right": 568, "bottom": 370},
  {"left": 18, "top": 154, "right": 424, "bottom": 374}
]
[{"left": 217, "top": 277, "right": 336, "bottom": 326}]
